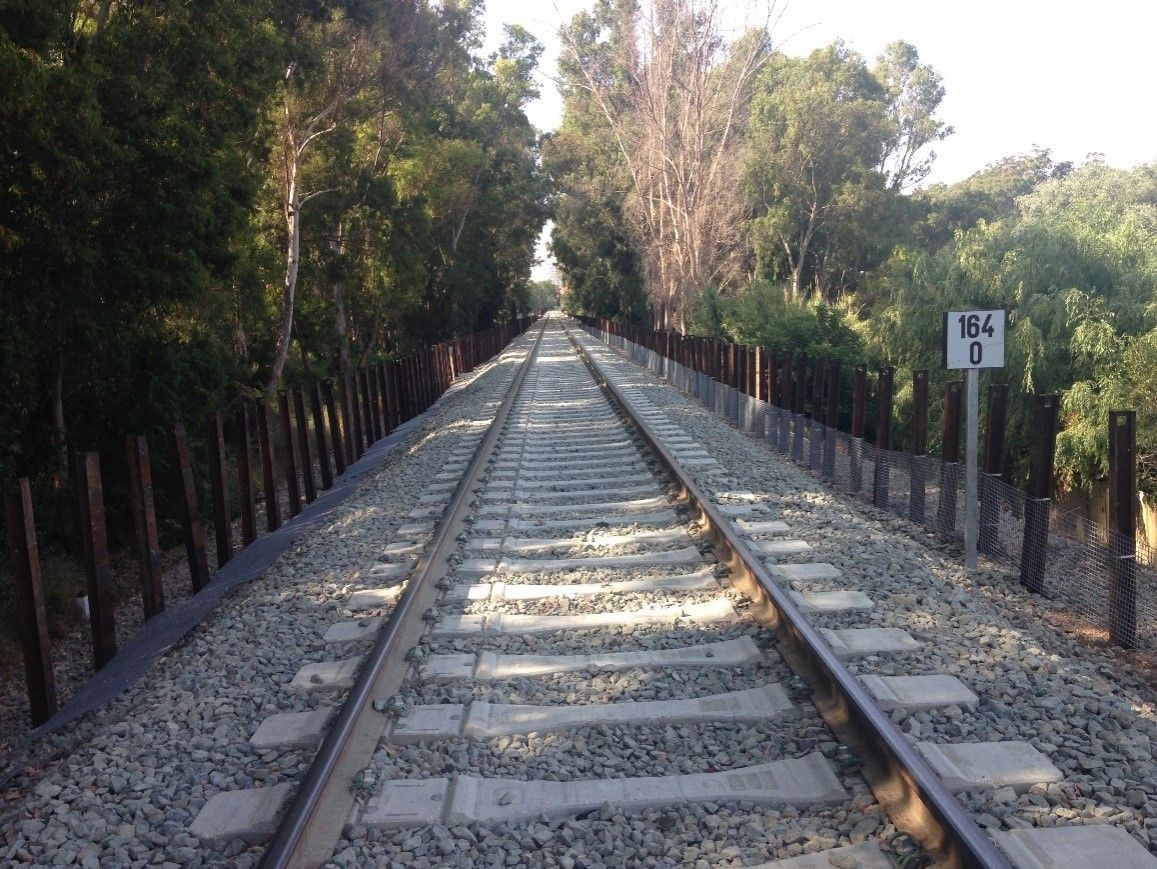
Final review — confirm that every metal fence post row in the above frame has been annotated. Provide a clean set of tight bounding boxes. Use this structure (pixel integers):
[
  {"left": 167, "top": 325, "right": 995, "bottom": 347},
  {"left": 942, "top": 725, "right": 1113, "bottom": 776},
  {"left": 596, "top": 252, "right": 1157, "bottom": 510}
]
[
  {"left": 1108, "top": 409, "right": 1138, "bottom": 648},
  {"left": 310, "top": 383, "right": 334, "bottom": 490},
  {"left": 293, "top": 386, "right": 317, "bottom": 504},
  {"left": 125, "top": 435, "right": 165, "bottom": 618},
  {"left": 978, "top": 383, "right": 1009, "bottom": 556},
  {"left": 809, "top": 357, "right": 825, "bottom": 471},
  {"left": 171, "top": 423, "right": 211, "bottom": 593},
  {"left": 849, "top": 365, "right": 867, "bottom": 492},
  {"left": 76, "top": 451, "right": 117, "bottom": 670},
  {"left": 342, "top": 374, "right": 361, "bottom": 462},
  {"left": 234, "top": 403, "right": 257, "bottom": 546},
  {"left": 279, "top": 391, "right": 302, "bottom": 518},
  {"left": 778, "top": 351, "right": 793, "bottom": 453},
  {"left": 256, "top": 399, "right": 281, "bottom": 533},
  {"left": 937, "top": 381, "right": 962, "bottom": 534},
  {"left": 823, "top": 360, "right": 841, "bottom": 479},
  {"left": 872, "top": 367, "right": 895, "bottom": 509},
  {"left": 322, "top": 381, "right": 346, "bottom": 476},
  {"left": 767, "top": 350, "right": 781, "bottom": 444},
  {"left": 206, "top": 411, "right": 233, "bottom": 567},
  {"left": 367, "top": 366, "right": 382, "bottom": 443},
  {"left": 792, "top": 351, "right": 807, "bottom": 461},
  {"left": 1019, "top": 394, "right": 1060, "bottom": 594},
  {"left": 4, "top": 477, "right": 58, "bottom": 725},
  {"left": 909, "top": 370, "right": 929, "bottom": 523}
]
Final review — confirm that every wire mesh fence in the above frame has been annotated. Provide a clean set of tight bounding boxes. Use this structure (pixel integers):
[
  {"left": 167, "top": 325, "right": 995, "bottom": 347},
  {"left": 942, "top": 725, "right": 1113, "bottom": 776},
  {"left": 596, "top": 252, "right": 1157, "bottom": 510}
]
[{"left": 591, "top": 326, "right": 1157, "bottom": 651}]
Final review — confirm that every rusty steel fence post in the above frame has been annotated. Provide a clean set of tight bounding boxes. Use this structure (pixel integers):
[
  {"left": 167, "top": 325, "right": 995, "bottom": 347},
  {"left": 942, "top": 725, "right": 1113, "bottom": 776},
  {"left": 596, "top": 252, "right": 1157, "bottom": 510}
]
[
  {"left": 279, "top": 391, "right": 302, "bottom": 518},
  {"left": 294, "top": 387, "right": 317, "bottom": 504},
  {"left": 323, "top": 381, "right": 346, "bottom": 476},
  {"left": 849, "top": 365, "right": 867, "bottom": 493},
  {"left": 810, "top": 358, "right": 825, "bottom": 471},
  {"left": 234, "top": 403, "right": 257, "bottom": 546},
  {"left": 375, "top": 364, "right": 391, "bottom": 434},
  {"left": 256, "top": 400, "right": 281, "bottom": 533},
  {"left": 978, "top": 383, "right": 1009, "bottom": 556},
  {"left": 872, "top": 367, "right": 895, "bottom": 509},
  {"left": 910, "top": 370, "right": 929, "bottom": 524},
  {"left": 359, "top": 367, "right": 373, "bottom": 446},
  {"left": 778, "top": 351, "right": 793, "bottom": 453},
  {"left": 938, "top": 381, "right": 963, "bottom": 534},
  {"left": 766, "top": 350, "right": 780, "bottom": 442},
  {"left": 76, "top": 451, "right": 117, "bottom": 669},
  {"left": 792, "top": 351, "right": 807, "bottom": 461},
  {"left": 341, "top": 374, "right": 361, "bottom": 462},
  {"left": 367, "top": 367, "right": 382, "bottom": 443},
  {"left": 359, "top": 368, "right": 375, "bottom": 445},
  {"left": 754, "top": 347, "right": 764, "bottom": 403},
  {"left": 386, "top": 362, "right": 401, "bottom": 432},
  {"left": 1019, "top": 394, "right": 1059, "bottom": 594},
  {"left": 310, "top": 383, "right": 333, "bottom": 490},
  {"left": 823, "top": 360, "right": 841, "bottom": 479},
  {"left": 401, "top": 357, "right": 414, "bottom": 421},
  {"left": 172, "top": 424, "right": 211, "bottom": 592},
  {"left": 125, "top": 435, "right": 165, "bottom": 618},
  {"left": 1108, "top": 410, "right": 1138, "bottom": 647},
  {"left": 206, "top": 411, "right": 233, "bottom": 567},
  {"left": 4, "top": 477, "right": 58, "bottom": 725}
]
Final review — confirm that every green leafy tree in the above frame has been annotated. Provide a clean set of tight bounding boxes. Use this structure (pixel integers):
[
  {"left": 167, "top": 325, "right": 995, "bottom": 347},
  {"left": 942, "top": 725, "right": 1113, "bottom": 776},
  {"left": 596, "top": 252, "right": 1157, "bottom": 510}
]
[
  {"left": 874, "top": 41, "right": 953, "bottom": 191},
  {"left": 745, "top": 43, "right": 895, "bottom": 301}
]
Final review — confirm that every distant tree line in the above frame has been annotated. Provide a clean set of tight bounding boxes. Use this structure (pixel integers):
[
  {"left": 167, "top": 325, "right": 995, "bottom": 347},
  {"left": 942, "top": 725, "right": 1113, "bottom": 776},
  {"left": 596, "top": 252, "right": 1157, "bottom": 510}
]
[{"left": 548, "top": 0, "right": 1156, "bottom": 494}]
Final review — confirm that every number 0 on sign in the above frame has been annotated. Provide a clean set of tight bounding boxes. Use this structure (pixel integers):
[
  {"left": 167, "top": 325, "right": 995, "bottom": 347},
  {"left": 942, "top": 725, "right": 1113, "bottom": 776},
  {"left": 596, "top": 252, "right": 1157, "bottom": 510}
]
[{"left": 943, "top": 310, "right": 1006, "bottom": 369}]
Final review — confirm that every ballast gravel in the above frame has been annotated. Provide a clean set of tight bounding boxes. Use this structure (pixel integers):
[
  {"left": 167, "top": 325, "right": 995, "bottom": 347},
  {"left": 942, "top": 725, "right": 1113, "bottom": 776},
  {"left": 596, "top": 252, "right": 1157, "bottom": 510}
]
[
  {"left": 574, "top": 325, "right": 1157, "bottom": 857},
  {"left": 0, "top": 335, "right": 536, "bottom": 868},
  {"left": 332, "top": 322, "right": 880, "bottom": 867}
]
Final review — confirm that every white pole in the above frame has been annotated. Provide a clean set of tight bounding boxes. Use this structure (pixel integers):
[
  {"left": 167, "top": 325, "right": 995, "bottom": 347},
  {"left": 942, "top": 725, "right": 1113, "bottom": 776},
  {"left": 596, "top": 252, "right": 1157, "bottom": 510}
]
[{"left": 964, "top": 367, "right": 979, "bottom": 568}]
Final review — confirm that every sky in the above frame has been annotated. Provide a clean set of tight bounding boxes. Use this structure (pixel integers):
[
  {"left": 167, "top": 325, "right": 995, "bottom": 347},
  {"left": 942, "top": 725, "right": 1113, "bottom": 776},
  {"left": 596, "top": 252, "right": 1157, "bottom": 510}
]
[{"left": 482, "top": 0, "right": 1157, "bottom": 278}]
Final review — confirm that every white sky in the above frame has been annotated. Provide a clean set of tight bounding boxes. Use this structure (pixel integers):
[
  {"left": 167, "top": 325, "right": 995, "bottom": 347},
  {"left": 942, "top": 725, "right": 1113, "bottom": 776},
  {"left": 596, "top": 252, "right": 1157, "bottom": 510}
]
[{"left": 483, "top": 0, "right": 1157, "bottom": 280}]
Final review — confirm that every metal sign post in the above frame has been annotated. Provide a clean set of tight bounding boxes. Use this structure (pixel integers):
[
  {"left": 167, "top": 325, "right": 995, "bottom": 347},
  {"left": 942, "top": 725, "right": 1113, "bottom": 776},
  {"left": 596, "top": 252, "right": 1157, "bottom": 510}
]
[
  {"left": 943, "top": 309, "right": 1006, "bottom": 569},
  {"left": 964, "top": 368, "right": 979, "bottom": 567}
]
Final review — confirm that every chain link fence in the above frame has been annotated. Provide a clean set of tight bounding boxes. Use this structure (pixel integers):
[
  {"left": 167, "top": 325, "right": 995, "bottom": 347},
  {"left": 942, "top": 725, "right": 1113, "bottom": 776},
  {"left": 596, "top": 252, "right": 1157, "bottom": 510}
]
[{"left": 589, "top": 326, "right": 1156, "bottom": 651}]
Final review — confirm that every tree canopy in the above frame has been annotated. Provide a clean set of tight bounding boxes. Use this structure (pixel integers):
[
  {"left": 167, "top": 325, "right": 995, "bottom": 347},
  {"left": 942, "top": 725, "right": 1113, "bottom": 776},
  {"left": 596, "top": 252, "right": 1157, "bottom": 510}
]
[
  {"left": 0, "top": 0, "right": 547, "bottom": 490},
  {"left": 550, "top": 8, "right": 1154, "bottom": 496}
]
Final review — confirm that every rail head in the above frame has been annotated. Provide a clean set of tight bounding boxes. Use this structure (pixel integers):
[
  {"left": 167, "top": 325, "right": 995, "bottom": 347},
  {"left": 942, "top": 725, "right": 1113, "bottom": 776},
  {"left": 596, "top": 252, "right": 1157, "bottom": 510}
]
[
  {"left": 260, "top": 320, "right": 547, "bottom": 869},
  {"left": 566, "top": 322, "right": 1012, "bottom": 869}
]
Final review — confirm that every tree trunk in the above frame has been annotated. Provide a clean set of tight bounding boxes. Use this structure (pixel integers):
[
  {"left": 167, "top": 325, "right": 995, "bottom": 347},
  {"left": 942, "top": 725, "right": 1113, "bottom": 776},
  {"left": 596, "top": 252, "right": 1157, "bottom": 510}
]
[
  {"left": 51, "top": 351, "right": 68, "bottom": 484},
  {"left": 234, "top": 282, "right": 249, "bottom": 362},
  {"left": 267, "top": 157, "right": 302, "bottom": 392},
  {"left": 334, "top": 281, "right": 351, "bottom": 376}
]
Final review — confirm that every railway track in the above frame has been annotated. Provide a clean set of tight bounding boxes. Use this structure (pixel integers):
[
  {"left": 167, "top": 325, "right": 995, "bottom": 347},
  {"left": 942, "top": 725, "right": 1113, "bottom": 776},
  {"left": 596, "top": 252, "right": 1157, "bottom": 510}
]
[
  {"left": 6, "top": 315, "right": 1154, "bottom": 868},
  {"left": 238, "top": 314, "right": 1151, "bottom": 869}
]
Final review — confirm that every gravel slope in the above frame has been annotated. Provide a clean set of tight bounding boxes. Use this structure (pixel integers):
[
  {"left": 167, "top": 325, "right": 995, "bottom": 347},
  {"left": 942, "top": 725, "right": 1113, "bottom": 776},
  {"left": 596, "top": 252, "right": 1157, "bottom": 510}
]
[
  {"left": 0, "top": 335, "right": 536, "bottom": 868},
  {"left": 574, "top": 324, "right": 1157, "bottom": 860}
]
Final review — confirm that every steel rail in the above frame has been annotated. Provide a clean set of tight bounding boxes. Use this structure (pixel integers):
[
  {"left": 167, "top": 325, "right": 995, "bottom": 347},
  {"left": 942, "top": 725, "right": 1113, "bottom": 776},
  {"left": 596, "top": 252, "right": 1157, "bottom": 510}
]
[
  {"left": 260, "top": 320, "right": 547, "bottom": 869},
  {"left": 566, "top": 323, "right": 1012, "bottom": 869}
]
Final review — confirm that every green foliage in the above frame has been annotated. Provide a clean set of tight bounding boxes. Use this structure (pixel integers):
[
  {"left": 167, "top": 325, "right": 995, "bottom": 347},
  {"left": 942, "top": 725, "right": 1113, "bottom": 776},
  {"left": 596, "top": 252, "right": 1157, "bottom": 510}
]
[
  {"left": 864, "top": 160, "right": 1157, "bottom": 484},
  {"left": 0, "top": 0, "right": 547, "bottom": 641},
  {"left": 745, "top": 41, "right": 946, "bottom": 301},
  {"left": 1058, "top": 326, "right": 1157, "bottom": 493},
  {"left": 525, "top": 279, "right": 561, "bottom": 313},
  {"left": 692, "top": 281, "right": 866, "bottom": 369}
]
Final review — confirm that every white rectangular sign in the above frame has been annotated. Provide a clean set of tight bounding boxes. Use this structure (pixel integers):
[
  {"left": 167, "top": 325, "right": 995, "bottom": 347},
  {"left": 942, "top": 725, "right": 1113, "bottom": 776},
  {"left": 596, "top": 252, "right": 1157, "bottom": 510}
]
[{"left": 943, "top": 310, "right": 1006, "bottom": 369}]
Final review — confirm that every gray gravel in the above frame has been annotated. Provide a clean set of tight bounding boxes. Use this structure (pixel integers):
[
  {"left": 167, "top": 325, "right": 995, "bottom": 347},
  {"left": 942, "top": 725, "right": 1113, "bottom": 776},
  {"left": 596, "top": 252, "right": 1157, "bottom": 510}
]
[
  {"left": 0, "top": 335, "right": 536, "bottom": 867},
  {"left": 575, "top": 323, "right": 1157, "bottom": 857},
  {"left": 337, "top": 323, "right": 876, "bottom": 868}
]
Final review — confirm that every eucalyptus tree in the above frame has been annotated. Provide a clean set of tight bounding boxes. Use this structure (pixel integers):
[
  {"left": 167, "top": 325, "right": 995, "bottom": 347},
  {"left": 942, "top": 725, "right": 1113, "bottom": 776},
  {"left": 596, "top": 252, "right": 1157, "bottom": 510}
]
[
  {"left": 874, "top": 41, "right": 953, "bottom": 192},
  {"left": 555, "top": 0, "right": 774, "bottom": 325},
  {"left": 745, "top": 43, "right": 893, "bottom": 301}
]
